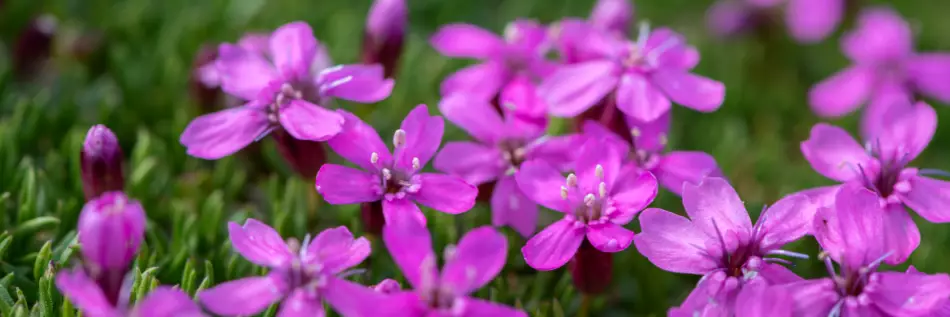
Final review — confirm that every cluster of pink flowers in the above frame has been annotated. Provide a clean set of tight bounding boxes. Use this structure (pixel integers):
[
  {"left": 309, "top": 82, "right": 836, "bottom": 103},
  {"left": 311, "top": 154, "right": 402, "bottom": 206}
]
[{"left": 59, "top": 0, "right": 950, "bottom": 316}]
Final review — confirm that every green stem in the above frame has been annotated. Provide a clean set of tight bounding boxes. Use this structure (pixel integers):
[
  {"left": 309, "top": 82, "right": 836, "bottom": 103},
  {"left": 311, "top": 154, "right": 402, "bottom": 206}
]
[{"left": 579, "top": 294, "right": 591, "bottom": 317}]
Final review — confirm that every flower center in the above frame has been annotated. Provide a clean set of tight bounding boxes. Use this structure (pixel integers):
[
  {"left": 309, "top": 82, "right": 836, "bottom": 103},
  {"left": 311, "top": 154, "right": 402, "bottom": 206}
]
[
  {"left": 499, "top": 139, "right": 528, "bottom": 170},
  {"left": 370, "top": 129, "right": 423, "bottom": 201},
  {"left": 282, "top": 237, "right": 327, "bottom": 292},
  {"left": 853, "top": 140, "right": 914, "bottom": 200},
  {"left": 621, "top": 22, "right": 680, "bottom": 71},
  {"left": 560, "top": 165, "right": 611, "bottom": 224},
  {"left": 266, "top": 83, "right": 303, "bottom": 123}
]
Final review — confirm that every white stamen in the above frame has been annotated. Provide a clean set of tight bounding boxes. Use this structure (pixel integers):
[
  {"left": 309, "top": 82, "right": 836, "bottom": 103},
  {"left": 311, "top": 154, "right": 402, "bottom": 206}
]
[
  {"left": 636, "top": 21, "right": 651, "bottom": 49},
  {"left": 566, "top": 173, "right": 578, "bottom": 187},
  {"left": 412, "top": 157, "right": 421, "bottom": 170},
  {"left": 502, "top": 101, "right": 517, "bottom": 110},
  {"left": 419, "top": 255, "right": 437, "bottom": 291},
  {"left": 393, "top": 129, "right": 407, "bottom": 148},
  {"left": 504, "top": 23, "right": 520, "bottom": 43},
  {"left": 599, "top": 182, "right": 607, "bottom": 198},
  {"left": 659, "top": 134, "right": 668, "bottom": 146},
  {"left": 584, "top": 193, "right": 596, "bottom": 207},
  {"left": 513, "top": 148, "right": 526, "bottom": 159},
  {"left": 371, "top": 152, "right": 379, "bottom": 164},
  {"left": 443, "top": 244, "right": 458, "bottom": 261},
  {"left": 382, "top": 168, "right": 392, "bottom": 181},
  {"left": 595, "top": 164, "right": 604, "bottom": 180},
  {"left": 560, "top": 186, "right": 569, "bottom": 200},
  {"left": 631, "top": 127, "right": 641, "bottom": 138}
]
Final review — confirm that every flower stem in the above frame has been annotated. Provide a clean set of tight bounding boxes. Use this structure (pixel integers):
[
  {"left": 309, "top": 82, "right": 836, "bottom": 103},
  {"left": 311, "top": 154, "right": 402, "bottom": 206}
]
[{"left": 579, "top": 294, "right": 591, "bottom": 317}]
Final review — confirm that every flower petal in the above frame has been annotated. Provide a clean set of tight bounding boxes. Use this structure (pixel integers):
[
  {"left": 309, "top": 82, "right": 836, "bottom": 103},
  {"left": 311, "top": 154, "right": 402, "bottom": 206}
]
[
  {"left": 55, "top": 269, "right": 119, "bottom": 317},
  {"left": 276, "top": 290, "right": 324, "bottom": 317},
  {"left": 634, "top": 208, "right": 719, "bottom": 275},
  {"left": 228, "top": 219, "right": 294, "bottom": 268},
  {"left": 650, "top": 70, "right": 725, "bottom": 113},
  {"left": 315, "top": 164, "right": 381, "bottom": 204},
  {"left": 903, "top": 175, "right": 950, "bottom": 223},
  {"left": 785, "top": 0, "right": 843, "bottom": 43},
  {"left": 322, "top": 276, "right": 391, "bottom": 317},
  {"left": 216, "top": 44, "right": 277, "bottom": 100},
  {"left": 876, "top": 101, "right": 936, "bottom": 163},
  {"left": 644, "top": 28, "right": 700, "bottom": 70},
  {"left": 278, "top": 100, "right": 344, "bottom": 141},
  {"left": 394, "top": 105, "right": 444, "bottom": 170},
  {"left": 822, "top": 184, "right": 893, "bottom": 267},
  {"left": 413, "top": 173, "right": 477, "bottom": 214},
  {"left": 575, "top": 138, "right": 624, "bottom": 192},
  {"left": 655, "top": 151, "right": 723, "bottom": 196},
  {"left": 881, "top": 203, "right": 920, "bottom": 265},
  {"left": 808, "top": 66, "right": 874, "bottom": 117},
  {"left": 615, "top": 72, "right": 672, "bottom": 122},
  {"left": 180, "top": 105, "right": 270, "bottom": 160},
  {"left": 784, "top": 279, "right": 840, "bottom": 316},
  {"left": 462, "top": 297, "right": 528, "bottom": 317},
  {"left": 269, "top": 21, "right": 317, "bottom": 78},
  {"left": 861, "top": 83, "right": 914, "bottom": 139},
  {"left": 757, "top": 262, "right": 805, "bottom": 285},
  {"left": 754, "top": 194, "right": 815, "bottom": 251},
  {"left": 580, "top": 120, "right": 630, "bottom": 155},
  {"left": 800, "top": 123, "right": 873, "bottom": 182},
  {"left": 525, "top": 134, "right": 585, "bottom": 171},
  {"left": 867, "top": 271, "right": 950, "bottom": 316},
  {"left": 842, "top": 8, "right": 913, "bottom": 64},
  {"left": 382, "top": 219, "right": 438, "bottom": 290},
  {"left": 433, "top": 142, "right": 504, "bottom": 185},
  {"left": 540, "top": 61, "right": 620, "bottom": 117},
  {"left": 198, "top": 274, "right": 287, "bottom": 316},
  {"left": 438, "top": 93, "right": 505, "bottom": 144},
  {"left": 625, "top": 111, "right": 672, "bottom": 153},
  {"left": 586, "top": 222, "right": 634, "bottom": 253},
  {"left": 500, "top": 74, "right": 548, "bottom": 119},
  {"left": 609, "top": 167, "right": 658, "bottom": 223},
  {"left": 430, "top": 24, "right": 505, "bottom": 59},
  {"left": 906, "top": 53, "right": 950, "bottom": 103},
  {"left": 682, "top": 177, "right": 754, "bottom": 243},
  {"left": 382, "top": 198, "right": 428, "bottom": 229},
  {"left": 442, "top": 226, "right": 507, "bottom": 295},
  {"left": 515, "top": 160, "right": 569, "bottom": 212},
  {"left": 319, "top": 64, "right": 394, "bottom": 103},
  {"left": 521, "top": 218, "right": 585, "bottom": 270},
  {"left": 491, "top": 176, "right": 539, "bottom": 237},
  {"left": 440, "top": 62, "right": 508, "bottom": 100},
  {"left": 735, "top": 281, "right": 792, "bottom": 317},
  {"left": 134, "top": 287, "right": 204, "bottom": 317},
  {"left": 304, "top": 226, "right": 370, "bottom": 274},
  {"left": 327, "top": 110, "right": 391, "bottom": 170}
]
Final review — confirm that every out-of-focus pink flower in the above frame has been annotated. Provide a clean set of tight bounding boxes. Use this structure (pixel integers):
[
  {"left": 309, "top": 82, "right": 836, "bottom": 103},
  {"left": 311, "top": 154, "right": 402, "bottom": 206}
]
[
  {"left": 199, "top": 220, "right": 381, "bottom": 316},
  {"left": 81, "top": 125, "right": 125, "bottom": 200},
  {"left": 78, "top": 192, "right": 146, "bottom": 305},
  {"left": 583, "top": 113, "right": 723, "bottom": 195},
  {"left": 315, "top": 105, "right": 477, "bottom": 230},
  {"left": 539, "top": 23, "right": 723, "bottom": 122},
  {"left": 372, "top": 224, "right": 526, "bottom": 316},
  {"left": 13, "top": 15, "right": 56, "bottom": 79},
  {"left": 810, "top": 8, "right": 950, "bottom": 135},
  {"left": 180, "top": 22, "right": 393, "bottom": 160},
  {"left": 706, "top": 0, "right": 843, "bottom": 43},
  {"left": 516, "top": 138, "right": 657, "bottom": 270},
  {"left": 363, "top": 0, "right": 406, "bottom": 77},
  {"left": 56, "top": 270, "right": 206, "bottom": 317},
  {"left": 590, "top": 0, "right": 634, "bottom": 36},
  {"left": 784, "top": 185, "right": 950, "bottom": 316},
  {"left": 797, "top": 100, "right": 947, "bottom": 265},
  {"left": 434, "top": 93, "right": 582, "bottom": 236},
  {"left": 635, "top": 178, "right": 815, "bottom": 314}
]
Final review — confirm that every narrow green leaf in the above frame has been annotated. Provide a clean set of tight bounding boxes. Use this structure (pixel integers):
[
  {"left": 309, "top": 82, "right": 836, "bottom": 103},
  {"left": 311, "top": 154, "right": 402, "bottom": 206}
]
[
  {"left": 12, "top": 217, "right": 60, "bottom": 237},
  {"left": 181, "top": 260, "right": 195, "bottom": 295},
  {"left": 0, "top": 285, "right": 14, "bottom": 317},
  {"left": 0, "top": 235, "right": 13, "bottom": 262},
  {"left": 60, "top": 297, "right": 74, "bottom": 317},
  {"left": 37, "top": 272, "right": 53, "bottom": 317},
  {"left": 33, "top": 241, "right": 52, "bottom": 281},
  {"left": 194, "top": 276, "right": 211, "bottom": 300}
]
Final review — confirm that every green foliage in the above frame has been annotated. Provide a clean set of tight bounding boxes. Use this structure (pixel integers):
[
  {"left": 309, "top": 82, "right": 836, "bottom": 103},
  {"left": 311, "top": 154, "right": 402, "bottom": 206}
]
[{"left": 1, "top": 0, "right": 949, "bottom": 316}]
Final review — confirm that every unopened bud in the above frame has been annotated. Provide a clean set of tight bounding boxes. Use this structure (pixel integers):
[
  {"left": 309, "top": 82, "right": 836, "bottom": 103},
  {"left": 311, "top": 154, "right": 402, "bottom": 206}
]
[
  {"left": 81, "top": 125, "right": 125, "bottom": 200},
  {"left": 362, "top": 0, "right": 406, "bottom": 78},
  {"left": 360, "top": 200, "right": 385, "bottom": 235},
  {"left": 570, "top": 239, "right": 613, "bottom": 294},
  {"left": 273, "top": 128, "right": 328, "bottom": 180},
  {"left": 13, "top": 15, "right": 56, "bottom": 79}
]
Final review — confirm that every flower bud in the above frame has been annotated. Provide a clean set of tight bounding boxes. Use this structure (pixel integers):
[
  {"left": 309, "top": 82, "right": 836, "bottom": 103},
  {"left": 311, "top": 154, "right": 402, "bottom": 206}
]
[
  {"left": 569, "top": 239, "right": 613, "bottom": 294},
  {"left": 78, "top": 192, "right": 146, "bottom": 304},
  {"left": 574, "top": 94, "right": 633, "bottom": 144},
  {"left": 13, "top": 15, "right": 57, "bottom": 79},
  {"left": 373, "top": 279, "right": 401, "bottom": 294},
  {"left": 273, "top": 128, "right": 327, "bottom": 180},
  {"left": 190, "top": 44, "right": 222, "bottom": 113},
  {"left": 362, "top": 0, "right": 406, "bottom": 78},
  {"left": 360, "top": 200, "right": 385, "bottom": 235},
  {"left": 81, "top": 125, "right": 125, "bottom": 200},
  {"left": 590, "top": 0, "right": 633, "bottom": 35}
]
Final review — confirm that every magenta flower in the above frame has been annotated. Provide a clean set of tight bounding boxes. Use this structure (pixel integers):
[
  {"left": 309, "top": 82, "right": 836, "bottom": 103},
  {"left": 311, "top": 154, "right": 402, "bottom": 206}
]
[
  {"left": 784, "top": 184, "right": 950, "bottom": 316},
  {"left": 590, "top": 0, "right": 633, "bottom": 36},
  {"left": 363, "top": 0, "right": 407, "bottom": 77},
  {"left": 180, "top": 21, "right": 394, "bottom": 159},
  {"left": 78, "top": 192, "right": 146, "bottom": 305},
  {"left": 316, "top": 105, "right": 477, "bottom": 229},
  {"left": 798, "top": 100, "right": 945, "bottom": 264},
  {"left": 539, "top": 23, "right": 724, "bottom": 122},
  {"left": 670, "top": 277, "right": 793, "bottom": 317},
  {"left": 81, "top": 125, "right": 125, "bottom": 200},
  {"left": 634, "top": 178, "right": 814, "bottom": 314},
  {"left": 516, "top": 139, "right": 657, "bottom": 270},
  {"left": 583, "top": 112, "right": 723, "bottom": 195},
  {"left": 431, "top": 19, "right": 556, "bottom": 104},
  {"left": 706, "top": 0, "right": 843, "bottom": 42},
  {"left": 199, "top": 220, "right": 381, "bottom": 316},
  {"left": 375, "top": 224, "right": 526, "bottom": 316},
  {"left": 56, "top": 268, "right": 205, "bottom": 317},
  {"left": 810, "top": 8, "right": 950, "bottom": 135},
  {"left": 433, "top": 94, "right": 582, "bottom": 236}
]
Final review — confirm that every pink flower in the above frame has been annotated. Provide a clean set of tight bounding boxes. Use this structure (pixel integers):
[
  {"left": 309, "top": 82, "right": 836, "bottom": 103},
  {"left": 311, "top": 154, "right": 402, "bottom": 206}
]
[
  {"left": 180, "top": 22, "right": 394, "bottom": 160},
  {"left": 784, "top": 184, "right": 950, "bottom": 316},
  {"left": 80, "top": 125, "right": 125, "bottom": 200},
  {"left": 199, "top": 219, "right": 380, "bottom": 317},
  {"left": 810, "top": 7, "right": 950, "bottom": 135},
  {"left": 706, "top": 0, "right": 843, "bottom": 42},
  {"left": 634, "top": 178, "right": 815, "bottom": 314},
  {"left": 434, "top": 94, "right": 582, "bottom": 236},
  {"left": 539, "top": 23, "right": 724, "bottom": 122},
  {"left": 363, "top": 0, "right": 407, "bottom": 78},
  {"left": 315, "top": 105, "right": 477, "bottom": 229},
  {"left": 590, "top": 0, "right": 634, "bottom": 36},
  {"left": 78, "top": 192, "right": 146, "bottom": 305},
  {"left": 375, "top": 224, "right": 526, "bottom": 316},
  {"left": 516, "top": 138, "right": 658, "bottom": 270},
  {"left": 431, "top": 19, "right": 556, "bottom": 120},
  {"left": 798, "top": 100, "right": 946, "bottom": 264},
  {"left": 582, "top": 112, "right": 723, "bottom": 195},
  {"left": 56, "top": 269, "right": 205, "bottom": 317}
]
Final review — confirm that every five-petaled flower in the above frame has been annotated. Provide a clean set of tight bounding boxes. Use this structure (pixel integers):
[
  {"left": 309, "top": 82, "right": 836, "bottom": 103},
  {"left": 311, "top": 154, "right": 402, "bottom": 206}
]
[{"left": 316, "top": 105, "right": 477, "bottom": 229}]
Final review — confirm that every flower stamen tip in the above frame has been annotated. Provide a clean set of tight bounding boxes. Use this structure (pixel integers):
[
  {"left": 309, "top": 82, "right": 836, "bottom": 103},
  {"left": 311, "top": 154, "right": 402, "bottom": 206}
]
[{"left": 393, "top": 129, "right": 407, "bottom": 148}]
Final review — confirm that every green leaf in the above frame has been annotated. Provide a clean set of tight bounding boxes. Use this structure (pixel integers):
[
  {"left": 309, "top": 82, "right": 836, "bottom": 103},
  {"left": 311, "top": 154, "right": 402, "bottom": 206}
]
[
  {"left": 0, "top": 235, "right": 13, "bottom": 262},
  {"left": 12, "top": 217, "right": 60, "bottom": 237},
  {"left": 37, "top": 272, "right": 53, "bottom": 317},
  {"left": 33, "top": 241, "right": 52, "bottom": 281}
]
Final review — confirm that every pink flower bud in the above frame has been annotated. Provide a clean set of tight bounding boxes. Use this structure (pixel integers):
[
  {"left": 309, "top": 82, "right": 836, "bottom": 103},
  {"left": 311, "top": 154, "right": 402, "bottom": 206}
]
[
  {"left": 78, "top": 192, "right": 146, "bottom": 304},
  {"left": 362, "top": 0, "right": 406, "bottom": 77},
  {"left": 81, "top": 125, "right": 125, "bottom": 200}
]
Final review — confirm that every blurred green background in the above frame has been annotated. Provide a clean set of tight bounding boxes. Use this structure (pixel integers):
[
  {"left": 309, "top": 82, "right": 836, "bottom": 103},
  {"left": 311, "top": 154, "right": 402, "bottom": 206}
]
[{"left": 1, "top": 0, "right": 949, "bottom": 316}]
